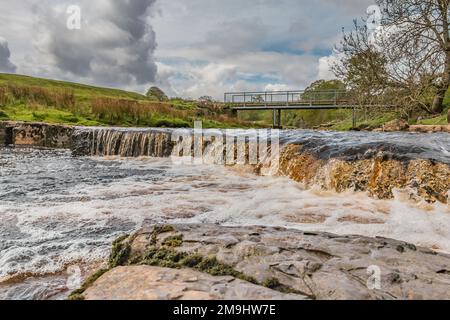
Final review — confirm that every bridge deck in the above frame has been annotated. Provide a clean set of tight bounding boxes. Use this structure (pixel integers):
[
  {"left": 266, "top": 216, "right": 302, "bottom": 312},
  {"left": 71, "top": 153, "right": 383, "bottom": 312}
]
[
  {"left": 224, "top": 90, "right": 355, "bottom": 109},
  {"left": 230, "top": 103, "right": 355, "bottom": 111},
  {"left": 224, "top": 89, "right": 359, "bottom": 128}
]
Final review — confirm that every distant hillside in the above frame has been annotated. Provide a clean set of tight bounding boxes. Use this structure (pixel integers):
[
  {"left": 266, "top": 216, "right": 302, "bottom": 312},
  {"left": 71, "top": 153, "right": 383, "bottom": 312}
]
[
  {"left": 0, "top": 73, "right": 146, "bottom": 101},
  {"left": 0, "top": 73, "right": 249, "bottom": 128}
]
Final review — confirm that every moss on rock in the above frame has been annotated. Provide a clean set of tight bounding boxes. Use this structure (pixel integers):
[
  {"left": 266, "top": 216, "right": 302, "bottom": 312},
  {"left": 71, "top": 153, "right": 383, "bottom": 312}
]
[
  {"left": 109, "top": 234, "right": 132, "bottom": 268},
  {"left": 68, "top": 268, "right": 110, "bottom": 300},
  {"left": 150, "top": 224, "right": 176, "bottom": 245},
  {"left": 162, "top": 234, "right": 184, "bottom": 247}
]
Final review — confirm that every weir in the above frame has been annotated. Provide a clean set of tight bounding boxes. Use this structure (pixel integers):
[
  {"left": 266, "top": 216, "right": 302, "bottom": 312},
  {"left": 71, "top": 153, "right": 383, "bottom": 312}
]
[
  {"left": 72, "top": 128, "right": 175, "bottom": 157},
  {"left": 70, "top": 126, "right": 449, "bottom": 204},
  {"left": 1, "top": 121, "right": 449, "bottom": 204},
  {"left": 72, "top": 126, "right": 280, "bottom": 167}
]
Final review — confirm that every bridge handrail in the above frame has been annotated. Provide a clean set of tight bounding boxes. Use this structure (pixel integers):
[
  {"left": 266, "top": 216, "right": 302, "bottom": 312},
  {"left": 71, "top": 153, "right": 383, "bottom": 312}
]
[
  {"left": 224, "top": 89, "right": 349, "bottom": 104},
  {"left": 224, "top": 89, "right": 347, "bottom": 95}
]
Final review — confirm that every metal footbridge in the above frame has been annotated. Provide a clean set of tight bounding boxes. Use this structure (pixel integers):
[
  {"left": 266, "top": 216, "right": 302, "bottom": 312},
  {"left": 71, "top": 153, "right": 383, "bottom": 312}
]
[{"left": 224, "top": 90, "right": 359, "bottom": 128}]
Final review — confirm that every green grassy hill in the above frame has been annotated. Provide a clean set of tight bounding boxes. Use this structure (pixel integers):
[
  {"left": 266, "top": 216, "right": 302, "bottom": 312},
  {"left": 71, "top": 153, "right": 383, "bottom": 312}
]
[
  {"left": 1, "top": 73, "right": 448, "bottom": 130},
  {"left": 0, "top": 73, "right": 249, "bottom": 129},
  {"left": 0, "top": 73, "right": 146, "bottom": 101}
]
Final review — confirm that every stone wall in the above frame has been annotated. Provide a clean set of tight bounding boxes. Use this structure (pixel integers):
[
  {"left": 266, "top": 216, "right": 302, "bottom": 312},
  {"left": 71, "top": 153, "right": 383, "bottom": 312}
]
[{"left": 0, "top": 121, "right": 74, "bottom": 148}]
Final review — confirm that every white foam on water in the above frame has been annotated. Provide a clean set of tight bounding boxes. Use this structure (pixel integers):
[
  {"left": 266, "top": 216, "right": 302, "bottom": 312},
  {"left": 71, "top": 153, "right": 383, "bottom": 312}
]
[{"left": 1, "top": 150, "right": 449, "bottom": 297}]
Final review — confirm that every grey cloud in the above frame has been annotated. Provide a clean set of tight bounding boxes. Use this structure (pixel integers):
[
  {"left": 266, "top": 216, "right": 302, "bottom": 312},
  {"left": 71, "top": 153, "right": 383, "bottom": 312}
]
[
  {"left": 150, "top": 0, "right": 374, "bottom": 99},
  {"left": 34, "top": 0, "right": 157, "bottom": 87},
  {"left": 316, "top": 0, "right": 374, "bottom": 14},
  {"left": 0, "top": 37, "right": 17, "bottom": 73},
  {"left": 203, "top": 19, "right": 269, "bottom": 57},
  {"left": 0, "top": 0, "right": 373, "bottom": 97}
]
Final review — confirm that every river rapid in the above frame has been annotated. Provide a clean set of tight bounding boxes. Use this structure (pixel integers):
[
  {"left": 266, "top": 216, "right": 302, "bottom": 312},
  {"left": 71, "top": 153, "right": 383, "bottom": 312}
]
[{"left": 0, "top": 128, "right": 449, "bottom": 299}]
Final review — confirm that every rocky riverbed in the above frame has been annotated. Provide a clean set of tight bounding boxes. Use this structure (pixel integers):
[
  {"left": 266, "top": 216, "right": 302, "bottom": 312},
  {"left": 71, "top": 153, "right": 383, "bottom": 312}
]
[{"left": 72, "top": 224, "right": 450, "bottom": 300}]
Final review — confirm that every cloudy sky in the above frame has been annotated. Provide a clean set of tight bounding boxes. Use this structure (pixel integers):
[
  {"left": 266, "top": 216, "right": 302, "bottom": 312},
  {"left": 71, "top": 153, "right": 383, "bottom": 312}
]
[{"left": 0, "top": 0, "right": 374, "bottom": 99}]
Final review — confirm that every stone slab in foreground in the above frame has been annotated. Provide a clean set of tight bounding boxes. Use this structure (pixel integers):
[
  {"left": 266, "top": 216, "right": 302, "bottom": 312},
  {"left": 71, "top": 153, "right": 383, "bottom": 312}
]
[
  {"left": 82, "top": 224, "right": 450, "bottom": 300},
  {"left": 83, "top": 266, "right": 305, "bottom": 300}
]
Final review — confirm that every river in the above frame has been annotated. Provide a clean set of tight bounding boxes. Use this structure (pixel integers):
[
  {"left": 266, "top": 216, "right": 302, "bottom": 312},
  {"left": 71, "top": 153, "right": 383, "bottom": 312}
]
[{"left": 0, "top": 128, "right": 449, "bottom": 299}]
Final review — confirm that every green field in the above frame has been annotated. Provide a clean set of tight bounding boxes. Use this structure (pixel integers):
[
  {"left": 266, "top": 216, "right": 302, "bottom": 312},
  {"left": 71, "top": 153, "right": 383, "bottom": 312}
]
[
  {"left": 1, "top": 73, "right": 448, "bottom": 130},
  {"left": 236, "top": 102, "right": 449, "bottom": 130},
  {"left": 0, "top": 73, "right": 250, "bottom": 129}
]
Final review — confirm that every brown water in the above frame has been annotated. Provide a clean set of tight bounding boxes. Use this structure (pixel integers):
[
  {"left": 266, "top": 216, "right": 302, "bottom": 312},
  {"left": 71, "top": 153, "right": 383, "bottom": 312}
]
[{"left": 0, "top": 128, "right": 449, "bottom": 299}]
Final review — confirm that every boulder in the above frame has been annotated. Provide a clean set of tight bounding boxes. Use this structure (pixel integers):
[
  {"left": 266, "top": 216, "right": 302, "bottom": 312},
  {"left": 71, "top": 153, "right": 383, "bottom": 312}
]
[
  {"left": 83, "top": 266, "right": 306, "bottom": 300},
  {"left": 80, "top": 224, "right": 450, "bottom": 300},
  {"left": 381, "top": 119, "right": 409, "bottom": 132},
  {"left": 409, "top": 124, "right": 450, "bottom": 133}
]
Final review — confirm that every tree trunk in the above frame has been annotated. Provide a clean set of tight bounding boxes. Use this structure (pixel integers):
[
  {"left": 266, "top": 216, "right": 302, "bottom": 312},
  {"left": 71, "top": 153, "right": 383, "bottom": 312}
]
[
  {"left": 432, "top": 48, "right": 450, "bottom": 114},
  {"left": 431, "top": 88, "right": 446, "bottom": 114},
  {"left": 433, "top": 1, "right": 450, "bottom": 114}
]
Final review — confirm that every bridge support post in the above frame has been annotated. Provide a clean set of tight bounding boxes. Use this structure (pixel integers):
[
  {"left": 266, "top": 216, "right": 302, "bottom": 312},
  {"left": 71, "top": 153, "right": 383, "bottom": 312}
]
[
  {"left": 272, "top": 109, "right": 282, "bottom": 129},
  {"left": 278, "top": 109, "right": 281, "bottom": 129},
  {"left": 352, "top": 108, "right": 356, "bottom": 129},
  {"left": 273, "top": 109, "right": 277, "bottom": 128}
]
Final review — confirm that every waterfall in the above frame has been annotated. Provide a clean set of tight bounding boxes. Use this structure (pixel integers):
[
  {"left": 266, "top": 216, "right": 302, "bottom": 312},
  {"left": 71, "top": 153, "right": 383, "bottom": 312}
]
[
  {"left": 70, "top": 126, "right": 450, "bottom": 203},
  {"left": 72, "top": 127, "right": 175, "bottom": 157},
  {"left": 71, "top": 127, "right": 278, "bottom": 164}
]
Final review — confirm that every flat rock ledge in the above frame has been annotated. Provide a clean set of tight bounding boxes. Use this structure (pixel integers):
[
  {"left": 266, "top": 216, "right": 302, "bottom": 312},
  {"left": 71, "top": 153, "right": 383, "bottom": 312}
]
[
  {"left": 83, "top": 266, "right": 304, "bottom": 300},
  {"left": 79, "top": 224, "right": 450, "bottom": 300}
]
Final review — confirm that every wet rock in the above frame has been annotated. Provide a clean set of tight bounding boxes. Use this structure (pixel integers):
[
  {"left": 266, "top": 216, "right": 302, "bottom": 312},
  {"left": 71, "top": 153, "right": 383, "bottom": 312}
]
[
  {"left": 70, "top": 129, "right": 92, "bottom": 156},
  {"left": 83, "top": 266, "right": 306, "bottom": 300},
  {"left": 409, "top": 124, "right": 450, "bottom": 133},
  {"left": 83, "top": 224, "right": 450, "bottom": 300},
  {"left": 271, "top": 146, "right": 449, "bottom": 203},
  {"left": 407, "top": 160, "right": 450, "bottom": 203},
  {"left": 0, "top": 121, "right": 73, "bottom": 148},
  {"left": 380, "top": 119, "right": 410, "bottom": 132},
  {"left": 276, "top": 145, "right": 324, "bottom": 183},
  {"left": 0, "top": 122, "right": 13, "bottom": 146}
]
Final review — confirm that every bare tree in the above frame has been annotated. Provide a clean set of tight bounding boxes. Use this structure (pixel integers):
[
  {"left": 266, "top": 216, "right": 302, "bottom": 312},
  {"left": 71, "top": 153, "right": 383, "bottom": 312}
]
[{"left": 334, "top": 0, "right": 450, "bottom": 114}]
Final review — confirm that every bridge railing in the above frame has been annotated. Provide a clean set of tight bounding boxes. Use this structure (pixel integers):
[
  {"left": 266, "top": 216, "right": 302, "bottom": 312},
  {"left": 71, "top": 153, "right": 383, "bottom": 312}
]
[{"left": 224, "top": 90, "right": 349, "bottom": 107}]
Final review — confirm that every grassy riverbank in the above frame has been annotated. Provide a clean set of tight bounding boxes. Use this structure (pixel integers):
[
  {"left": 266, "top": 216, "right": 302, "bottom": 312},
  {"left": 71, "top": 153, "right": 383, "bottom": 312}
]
[
  {"left": 238, "top": 104, "right": 449, "bottom": 130},
  {"left": 1, "top": 73, "right": 448, "bottom": 130},
  {"left": 0, "top": 73, "right": 249, "bottom": 129}
]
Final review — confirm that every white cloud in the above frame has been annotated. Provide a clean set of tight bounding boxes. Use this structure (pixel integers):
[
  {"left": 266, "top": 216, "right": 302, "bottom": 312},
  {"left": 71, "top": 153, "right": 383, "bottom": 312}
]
[
  {"left": 150, "top": 0, "right": 371, "bottom": 99},
  {"left": 30, "top": 0, "right": 158, "bottom": 87},
  {"left": 264, "top": 83, "right": 292, "bottom": 91},
  {"left": 0, "top": 0, "right": 372, "bottom": 98},
  {"left": 318, "top": 56, "right": 337, "bottom": 80}
]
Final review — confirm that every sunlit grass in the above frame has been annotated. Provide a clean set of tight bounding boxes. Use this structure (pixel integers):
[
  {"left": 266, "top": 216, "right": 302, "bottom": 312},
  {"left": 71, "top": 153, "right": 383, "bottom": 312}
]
[{"left": 0, "top": 73, "right": 254, "bottom": 129}]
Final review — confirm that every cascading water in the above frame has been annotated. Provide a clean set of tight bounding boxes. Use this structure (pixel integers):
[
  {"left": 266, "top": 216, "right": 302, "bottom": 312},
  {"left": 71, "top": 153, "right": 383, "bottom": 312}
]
[
  {"left": 1, "top": 125, "right": 449, "bottom": 300},
  {"left": 72, "top": 127, "right": 175, "bottom": 157},
  {"left": 71, "top": 126, "right": 450, "bottom": 203}
]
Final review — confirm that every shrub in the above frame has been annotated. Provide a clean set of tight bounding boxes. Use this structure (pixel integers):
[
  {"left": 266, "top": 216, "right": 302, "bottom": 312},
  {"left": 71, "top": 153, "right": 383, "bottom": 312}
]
[
  {"left": 146, "top": 86, "right": 168, "bottom": 102},
  {"left": 90, "top": 97, "right": 190, "bottom": 125},
  {"left": 0, "top": 86, "right": 10, "bottom": 106}
]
